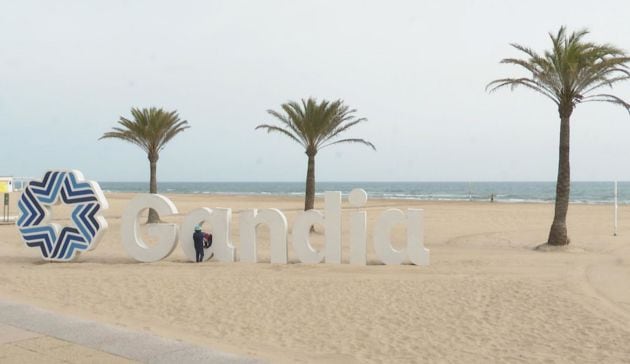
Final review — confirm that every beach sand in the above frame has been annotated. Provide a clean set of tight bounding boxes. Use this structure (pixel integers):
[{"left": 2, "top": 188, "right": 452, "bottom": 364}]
[{"left": 1, "top": 192, "right": 630, "bottom": 363}]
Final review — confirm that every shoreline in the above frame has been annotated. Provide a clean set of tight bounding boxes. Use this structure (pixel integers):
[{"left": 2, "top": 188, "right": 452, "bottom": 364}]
[
  {"left": 104, "top": 190, "right": 625, "bottom": 205},
  {"left": 103, "top": 191, "right": 618, "bottom": 204}
]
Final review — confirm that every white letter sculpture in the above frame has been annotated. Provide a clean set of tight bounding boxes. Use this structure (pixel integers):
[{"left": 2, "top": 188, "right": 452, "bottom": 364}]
[
  {"left": 349, "top": 188, "right": 368, "bottom": 265},
  {"left": 240, "top": 209, "right": 288, "bottom": 264},
  {"left": 373, "top": 208, "right": 429, "bottom": 265},
  {"left": 210, "top": 208, "right": 236, "bottom": 262},
  {"left": 18, "top": 170, "right": 431, "bottom": 267},
  {"left": 121, "top": 194, "right": 179, "bottom": 262},
  {"left": 292, "top": 191, "right": 342, "bottom": 264},
  {"left": 406, "top": 209, "right": 429, "bottom": 266}
]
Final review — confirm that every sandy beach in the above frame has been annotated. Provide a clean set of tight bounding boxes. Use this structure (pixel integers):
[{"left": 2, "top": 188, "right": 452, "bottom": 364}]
[{"left": 1, "top": 192, "right": 630, "bottom": 363}]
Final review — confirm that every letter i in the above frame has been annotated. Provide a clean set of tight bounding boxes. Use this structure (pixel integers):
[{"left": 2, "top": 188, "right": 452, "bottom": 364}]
[{"left": 349, "top": 189, "right": 368, "bottom": 265}]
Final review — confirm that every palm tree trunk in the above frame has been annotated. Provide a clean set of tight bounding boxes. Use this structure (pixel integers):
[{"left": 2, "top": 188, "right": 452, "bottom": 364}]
[
  {"left": 305, "top": 152, "right": 316, "bottom": 211},
  {"left": 547, "top": 106, "right": 572, "bottom": 246},
  {"left": 148, "top": 156, "right": 160, "bottom": 224}
]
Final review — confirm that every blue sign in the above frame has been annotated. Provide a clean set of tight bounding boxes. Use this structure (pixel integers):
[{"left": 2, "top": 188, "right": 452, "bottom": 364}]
[{"left": 16, "top": 170, "right": 109, "bottom": 261}]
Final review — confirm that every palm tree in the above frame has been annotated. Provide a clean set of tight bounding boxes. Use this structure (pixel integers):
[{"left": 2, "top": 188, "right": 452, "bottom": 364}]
[
  {"left": 487, "top": 27, "right": 630, "bottom": 246},
  {"left": 100, "top": 107, "right": 190, "bottom": 223},
  {"left": 256, "top": 98, "right": 375, "bottom": 211}
]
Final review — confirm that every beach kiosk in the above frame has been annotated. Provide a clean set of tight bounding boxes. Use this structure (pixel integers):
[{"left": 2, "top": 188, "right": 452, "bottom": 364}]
[
  {"left": 1, "top": 177, "right": 12, "bottom": 222},
  {"left": 0, "top": 177, "right": 13, "bottom": 193}
]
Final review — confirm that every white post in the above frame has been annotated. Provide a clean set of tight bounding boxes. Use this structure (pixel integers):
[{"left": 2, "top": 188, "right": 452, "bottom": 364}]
[{"left": 614, "top": 181, "right": 618, "bottom": 237}]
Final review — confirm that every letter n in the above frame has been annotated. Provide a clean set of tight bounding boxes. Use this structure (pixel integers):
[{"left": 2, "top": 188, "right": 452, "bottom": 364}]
[{"left": 240, "top": 208, "right": 288, "bottom": 264}]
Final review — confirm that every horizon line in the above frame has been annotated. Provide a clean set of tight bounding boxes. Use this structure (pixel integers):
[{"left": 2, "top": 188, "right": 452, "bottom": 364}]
[{"left": 96, "top": 180, "right": 629, "bottom": 183}]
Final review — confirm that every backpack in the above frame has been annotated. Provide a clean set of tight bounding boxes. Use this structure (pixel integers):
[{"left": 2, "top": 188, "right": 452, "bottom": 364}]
[{"left": 203, "top": 233, "right": 213, "bottom": 248}]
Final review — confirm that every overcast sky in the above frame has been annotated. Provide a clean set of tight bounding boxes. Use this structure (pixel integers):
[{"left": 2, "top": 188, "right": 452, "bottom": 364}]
[{"left": 2, "top": 0, "right": 630, "bottom": 182}]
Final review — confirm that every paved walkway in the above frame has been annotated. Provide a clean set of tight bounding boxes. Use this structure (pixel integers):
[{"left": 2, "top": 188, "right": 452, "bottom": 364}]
[{"left": 0, "top": 299, "right": 260, "bottom": 363}]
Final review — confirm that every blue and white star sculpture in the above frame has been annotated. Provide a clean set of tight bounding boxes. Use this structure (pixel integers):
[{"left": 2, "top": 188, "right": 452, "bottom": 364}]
[{"left": 16, "top": 170, "right": 109, "bottom": 261}]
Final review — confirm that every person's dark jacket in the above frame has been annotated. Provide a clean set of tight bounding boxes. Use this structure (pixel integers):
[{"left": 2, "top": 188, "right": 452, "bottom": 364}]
[{"left": 193, "top": 231, "right": 204, "bottom": 249}]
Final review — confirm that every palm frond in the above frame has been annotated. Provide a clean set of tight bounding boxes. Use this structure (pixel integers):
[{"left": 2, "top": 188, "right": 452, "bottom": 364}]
[
  {"left": 581, "top": 93, "right": 630, "bottom": 114},
  {"left": 255, "top": 124, "right": 305, "bottom": 146},
  {"left": 320, "top": 138, "right": 376, "bottom": 151},
  {"left": 487, "top": 78, "right": 560, "bottom": 104}
]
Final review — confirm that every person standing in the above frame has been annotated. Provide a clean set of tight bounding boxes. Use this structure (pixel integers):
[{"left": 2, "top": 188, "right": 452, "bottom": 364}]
[{"left": 193, "top": 225, "right": 205, "bottom": 263}]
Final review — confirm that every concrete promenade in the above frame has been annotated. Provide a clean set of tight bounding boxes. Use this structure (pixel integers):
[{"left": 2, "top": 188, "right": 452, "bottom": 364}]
[{"left": 0, "top": 299, "right": 261, "bottom": 363}]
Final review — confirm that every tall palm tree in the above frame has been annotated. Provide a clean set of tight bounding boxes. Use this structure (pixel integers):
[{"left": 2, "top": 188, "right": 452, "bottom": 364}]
[
  {"left": 487, "top": 27, "right": 630, "bottom": 246},
  {"left": 257, "top": 98, "right": 375, "bottom": 211},
  {"left": 100, "top": 107, "right": 190, "bottom": 223}
]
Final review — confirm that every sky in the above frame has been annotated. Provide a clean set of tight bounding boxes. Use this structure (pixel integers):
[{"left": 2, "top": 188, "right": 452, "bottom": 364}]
[{"left": 1, "top": 0, "right": 630, "bottom": 182}]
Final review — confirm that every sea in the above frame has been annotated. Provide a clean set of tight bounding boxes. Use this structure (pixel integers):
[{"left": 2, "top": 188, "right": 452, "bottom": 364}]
[{"left": 98, "top": 181, "right": 630, "bottom": 205}]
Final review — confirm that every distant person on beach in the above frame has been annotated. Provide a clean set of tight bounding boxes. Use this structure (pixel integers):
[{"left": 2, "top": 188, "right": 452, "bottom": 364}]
[{"left": 193, "top": 225, "right": 205, "bottom": 262}]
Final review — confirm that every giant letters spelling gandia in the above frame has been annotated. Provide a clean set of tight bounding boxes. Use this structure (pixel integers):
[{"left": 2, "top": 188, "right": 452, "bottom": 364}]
[{"left": 16, "top": 170, "right": 429, "bottom": 265}]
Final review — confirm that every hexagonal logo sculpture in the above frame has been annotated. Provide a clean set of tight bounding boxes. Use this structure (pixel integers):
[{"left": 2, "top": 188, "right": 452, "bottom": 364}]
[{"left": 16, "top": 170, "right": 109, "bottom": 261}]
